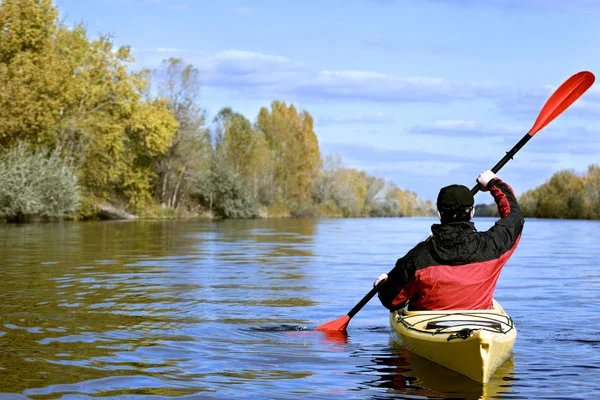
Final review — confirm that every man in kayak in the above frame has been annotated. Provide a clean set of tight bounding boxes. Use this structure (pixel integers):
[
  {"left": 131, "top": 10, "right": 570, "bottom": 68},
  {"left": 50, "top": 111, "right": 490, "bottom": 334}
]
[{"left": 374, "top": 170, "right": 524, "bottom": 311}]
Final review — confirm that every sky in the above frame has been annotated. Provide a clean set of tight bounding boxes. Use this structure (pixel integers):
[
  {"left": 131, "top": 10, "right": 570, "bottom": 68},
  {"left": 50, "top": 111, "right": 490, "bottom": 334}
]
[{"left": 54, "top": 0, "right": 600, "bottom": 203}]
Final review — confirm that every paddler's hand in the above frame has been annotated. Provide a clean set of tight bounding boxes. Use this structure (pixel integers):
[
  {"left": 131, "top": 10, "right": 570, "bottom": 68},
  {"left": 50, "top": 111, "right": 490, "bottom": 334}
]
[
  {"left": 476, "top": 170, "right": 497, "bottom": 192},
  {"left": 374, "top": 273, "right": 388, "bottom": 288}
]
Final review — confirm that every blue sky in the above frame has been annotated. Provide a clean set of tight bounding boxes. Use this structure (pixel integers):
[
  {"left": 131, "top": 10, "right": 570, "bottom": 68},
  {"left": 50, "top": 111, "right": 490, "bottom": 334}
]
[{"left": 55, "top": 0, "right": 600, "bottom": 202}]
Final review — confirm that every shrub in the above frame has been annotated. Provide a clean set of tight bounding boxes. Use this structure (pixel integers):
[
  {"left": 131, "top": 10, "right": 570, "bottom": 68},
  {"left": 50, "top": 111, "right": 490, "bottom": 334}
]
[
  {"left": 192, "top": 151, "right": 258, "bottom": 219},
  {"left": 0, "top": 144, "right": 80, "bottom": 222}
]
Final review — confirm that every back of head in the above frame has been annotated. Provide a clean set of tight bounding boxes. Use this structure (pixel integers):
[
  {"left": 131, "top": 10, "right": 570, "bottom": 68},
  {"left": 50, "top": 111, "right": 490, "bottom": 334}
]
[{"left": 437, "top": 184, "right": 475, "bottom": 224}]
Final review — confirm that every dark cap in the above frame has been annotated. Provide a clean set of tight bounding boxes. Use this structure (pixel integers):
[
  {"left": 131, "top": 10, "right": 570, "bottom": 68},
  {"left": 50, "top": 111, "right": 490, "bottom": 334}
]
[{"left": 437, "top": 184, "right": 474, "bottom": 209}]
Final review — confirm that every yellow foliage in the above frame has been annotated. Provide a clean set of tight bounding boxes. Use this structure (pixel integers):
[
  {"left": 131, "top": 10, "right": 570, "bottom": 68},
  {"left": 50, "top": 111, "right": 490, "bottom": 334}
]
[
  {"left": 257, "top": 101, "right": 322, "bottom": 208},
  {"left": 128, "top": 99, "right": 179, "bottom": 157},
  {"left": 0, "top": 0, "right": 179, "bottom": 213},
  {"left": 519, "top": 168, "right": 597, "bottom": 219}
]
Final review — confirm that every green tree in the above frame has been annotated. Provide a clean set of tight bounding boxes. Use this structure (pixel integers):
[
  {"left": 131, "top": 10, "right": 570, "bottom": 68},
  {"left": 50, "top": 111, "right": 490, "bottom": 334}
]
[
  {"left": 152, "top": 58, "right": 211, "bottom": 211},
  {"left": 213, "top": 107, "right": 273, "bottom": 204}
]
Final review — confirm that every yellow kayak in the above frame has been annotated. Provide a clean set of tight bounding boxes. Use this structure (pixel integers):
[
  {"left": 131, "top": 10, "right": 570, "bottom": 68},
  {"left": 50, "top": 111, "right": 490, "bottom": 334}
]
[{"left": 389, "top": 299, "right": 516, "bottom": 383}]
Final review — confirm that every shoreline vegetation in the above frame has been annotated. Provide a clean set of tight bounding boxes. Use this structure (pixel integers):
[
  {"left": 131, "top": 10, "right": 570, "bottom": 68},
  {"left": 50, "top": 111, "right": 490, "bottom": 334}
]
[
  {"left": 478, "top": 167, "right": 600, "bottom": 220},
  {"left": 1, "top": 1, "right": 598, "bottom": 223},
  {"left": 0, "top": 0, "right": 436, "bottom": 223}
]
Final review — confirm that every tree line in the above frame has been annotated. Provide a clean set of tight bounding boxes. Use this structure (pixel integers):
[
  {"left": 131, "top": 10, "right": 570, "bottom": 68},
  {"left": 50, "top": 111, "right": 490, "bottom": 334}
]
[
  {"left": 474, "top": 166, "right": 600, "bottom": 220},
  {"left": 0, "top": 0, "right": 435, "bottom": 221},
  {"left": 518, "top": 166, "right": 600, "bottom": 219}
]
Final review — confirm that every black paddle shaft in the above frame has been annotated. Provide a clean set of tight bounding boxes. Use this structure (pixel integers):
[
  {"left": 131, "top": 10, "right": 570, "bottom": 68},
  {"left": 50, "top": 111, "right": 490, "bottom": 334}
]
[
  {"left": 470, "top": 133, "right": 533, "bottom": 196},
  {"left": 348, "top": 286, "right": 379, "bottom": 318}
]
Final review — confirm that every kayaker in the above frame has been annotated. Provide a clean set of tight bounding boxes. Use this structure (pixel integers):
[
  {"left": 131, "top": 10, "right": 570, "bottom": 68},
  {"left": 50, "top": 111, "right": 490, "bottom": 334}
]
[{"left": 374, "top": 170, "right": 524, "bottom": 311}]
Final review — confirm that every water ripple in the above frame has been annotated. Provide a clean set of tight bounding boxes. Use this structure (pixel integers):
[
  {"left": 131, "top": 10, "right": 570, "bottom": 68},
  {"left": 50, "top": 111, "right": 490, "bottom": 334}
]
[{"left": 0, "top": 219, "right": 599, "bottom": 398}]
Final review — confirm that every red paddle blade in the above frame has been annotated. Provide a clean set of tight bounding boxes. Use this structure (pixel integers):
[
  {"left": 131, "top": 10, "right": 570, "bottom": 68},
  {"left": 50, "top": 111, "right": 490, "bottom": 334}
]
[
  {"left": 315, "top": 315, "right": 350, "bottom": 332},
  {"left": 529, "top": 71, "right": 595, "bottom": 136}
]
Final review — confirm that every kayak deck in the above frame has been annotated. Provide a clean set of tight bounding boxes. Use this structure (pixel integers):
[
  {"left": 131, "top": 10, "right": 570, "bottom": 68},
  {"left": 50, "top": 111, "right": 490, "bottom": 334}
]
[{"left": 389, "top": 300, "right": 516, "bottom": 383}]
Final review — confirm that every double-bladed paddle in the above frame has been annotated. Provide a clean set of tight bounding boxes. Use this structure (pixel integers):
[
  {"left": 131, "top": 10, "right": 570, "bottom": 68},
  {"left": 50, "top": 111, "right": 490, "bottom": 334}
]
[{"left": 316, "top": 70, "right": 596, "bottom": 332}]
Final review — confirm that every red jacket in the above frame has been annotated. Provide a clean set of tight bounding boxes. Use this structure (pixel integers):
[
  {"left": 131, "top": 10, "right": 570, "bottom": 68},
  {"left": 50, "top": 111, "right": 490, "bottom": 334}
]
[{"left": 377, "top": 178, "right": 524, "bottom": 311}]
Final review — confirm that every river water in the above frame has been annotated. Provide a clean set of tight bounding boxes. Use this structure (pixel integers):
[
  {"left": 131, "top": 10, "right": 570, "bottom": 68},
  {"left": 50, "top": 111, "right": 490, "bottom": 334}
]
[{"left": 0, "top": 218, "right": 599, "bottom": 399}]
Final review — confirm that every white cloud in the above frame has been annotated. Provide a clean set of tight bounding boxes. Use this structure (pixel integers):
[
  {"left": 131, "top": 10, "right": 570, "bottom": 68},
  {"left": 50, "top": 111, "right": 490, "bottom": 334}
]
[
  {"left": 131, "top": 48, "right": 596, "bottom": 122},
  {"left": 181, "top": 50, "right": 505, "bottom": 103},
  {"left": 295, "top": 71, "right": 504, "bottom": 102},
  {"left": 195, "top": 50, "right": 308, "bottom": 88}
]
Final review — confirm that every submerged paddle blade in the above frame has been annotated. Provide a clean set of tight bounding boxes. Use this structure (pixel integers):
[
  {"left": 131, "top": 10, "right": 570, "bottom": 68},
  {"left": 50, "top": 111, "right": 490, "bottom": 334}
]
[
  {"left": 320, "top": 330, "right": 349, "bottom": 345},
  {"left": 315, "top": 315, "right": 350, "bottom": 332},
  {"left": 529, "top": 71, "right": 595, "bottom": 136}
]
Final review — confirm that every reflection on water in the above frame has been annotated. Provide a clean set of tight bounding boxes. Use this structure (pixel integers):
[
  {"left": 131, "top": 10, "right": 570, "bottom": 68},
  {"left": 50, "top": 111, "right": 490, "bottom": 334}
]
[
  {"left": 362, "top": 345, "right": 516, "bottom": 399},
  {"left": 1, "top": 218, "right": 600, "bottom": 398},
  {"left": 0, "top": 220, "right": 320, "bottom": 398}
]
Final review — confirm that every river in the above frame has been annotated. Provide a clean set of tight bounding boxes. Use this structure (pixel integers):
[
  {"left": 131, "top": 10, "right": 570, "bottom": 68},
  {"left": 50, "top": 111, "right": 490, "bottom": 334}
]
[{"left": 0, "top": 218, "right": 599, "bottom": 399}]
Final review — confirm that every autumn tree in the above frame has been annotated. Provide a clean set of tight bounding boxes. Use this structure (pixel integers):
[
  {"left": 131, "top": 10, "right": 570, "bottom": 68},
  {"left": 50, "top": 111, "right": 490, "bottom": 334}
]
[
  {"left": 257, "top": 101, "right": 321, "bottom": 209},
  {"left": 518, "top": 165, "right": 600, "bottom": 220},
  {"left": 520, "top": 169, "right": 587, "bottom": 219},
  {"left": 0, "top": 0, "right": 179, "bottom": 213},
  {"left": 0, "top": 0, "right": 64, "bottom": 147},
  {"left": 53, "top": 30, "right": 178, "bottom": 212}
]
